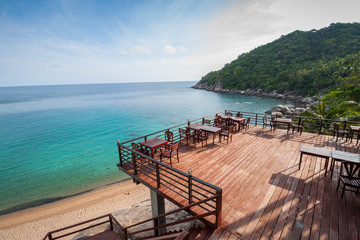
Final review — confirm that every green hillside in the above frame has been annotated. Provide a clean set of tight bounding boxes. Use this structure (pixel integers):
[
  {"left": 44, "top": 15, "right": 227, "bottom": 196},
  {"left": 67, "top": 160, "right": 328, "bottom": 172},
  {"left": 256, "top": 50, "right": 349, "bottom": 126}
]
[{"left": 196, "top": 22, "right": 360, "bottom": 96}]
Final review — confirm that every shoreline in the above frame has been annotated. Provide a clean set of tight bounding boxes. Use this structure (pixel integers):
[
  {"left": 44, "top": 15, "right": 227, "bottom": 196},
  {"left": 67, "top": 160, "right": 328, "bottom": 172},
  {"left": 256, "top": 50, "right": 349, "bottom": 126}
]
[
  {"left": 191, "top": 85, "right": 313, "bottom": 108},
  {"left": 0, "top": 179, "right": 149, "bottom": 231}
]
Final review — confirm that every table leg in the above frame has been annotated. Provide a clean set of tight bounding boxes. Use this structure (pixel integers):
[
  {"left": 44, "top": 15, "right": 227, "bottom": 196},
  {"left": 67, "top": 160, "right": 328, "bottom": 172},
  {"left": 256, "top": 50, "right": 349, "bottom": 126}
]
[
  {"left": 151, "top": 149, "right": 155, "bottom": 158},
  {"left": 324, "top": 157, "right": 329, "bottom": 176},
  {"left": 299, "top": 152, "right": 303, "bottom": 170}
]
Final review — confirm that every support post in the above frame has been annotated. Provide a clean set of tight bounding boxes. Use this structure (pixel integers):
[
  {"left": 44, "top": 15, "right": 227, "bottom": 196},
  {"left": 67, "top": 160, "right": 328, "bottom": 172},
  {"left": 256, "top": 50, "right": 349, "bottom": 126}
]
[
  {"left": 109, "top": 215, "right": 114, "bottom": 231},
  {"left": 188, "top": 169, "right": 193, "bottom": 204},
  {"left": 132, "top": 151, "right": 137, "bottom": 175},
  {"left": 117, "top": 140, "right": 123, "bottom": 166},
  {"left": 156, "top": 163, "right": 160, "bottom": 188},
  {"left": 216, "top": 189, "right": 222, "bottom": 228},
  {"left": 150, "top": 190, "right": 166, "bottom": 236}
]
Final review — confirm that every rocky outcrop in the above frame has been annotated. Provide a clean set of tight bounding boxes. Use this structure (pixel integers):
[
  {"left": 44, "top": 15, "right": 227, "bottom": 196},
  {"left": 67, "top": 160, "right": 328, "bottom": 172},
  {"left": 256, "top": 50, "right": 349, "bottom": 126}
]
[{"left": 192, "top": 84, "right": 318, "bottom": 115}]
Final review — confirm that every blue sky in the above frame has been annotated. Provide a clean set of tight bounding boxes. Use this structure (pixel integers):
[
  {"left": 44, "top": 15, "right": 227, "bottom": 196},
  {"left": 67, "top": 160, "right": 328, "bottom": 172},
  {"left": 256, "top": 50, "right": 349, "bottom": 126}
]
[{"left": 0, "top": 0, "right": 360, "bottom": 87}]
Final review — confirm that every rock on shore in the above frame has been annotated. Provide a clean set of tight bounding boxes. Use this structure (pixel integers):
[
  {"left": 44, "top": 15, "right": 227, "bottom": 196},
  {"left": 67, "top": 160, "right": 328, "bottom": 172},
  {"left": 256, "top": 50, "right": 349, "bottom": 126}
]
[{"left": 192, "top": 83, "right": 318, "bottom": 115}]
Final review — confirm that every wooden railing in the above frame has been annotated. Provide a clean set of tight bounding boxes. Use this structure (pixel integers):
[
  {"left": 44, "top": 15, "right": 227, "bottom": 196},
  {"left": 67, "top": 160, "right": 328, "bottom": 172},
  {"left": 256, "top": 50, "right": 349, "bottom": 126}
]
[
  {"left": 42, "top": 214, "right": 124, "bottom": 240},
  {"left": 43, "top": 199, "right": 217, "bottom": 240},
  {"left": 122, "top": 195, "right": 219, "bottom": 238},
  {"left": 117, "top": 142, "right": 222, "bottom": 229},
  {"left": 224, "top": 109, "right": 360, "bottom": 136}
]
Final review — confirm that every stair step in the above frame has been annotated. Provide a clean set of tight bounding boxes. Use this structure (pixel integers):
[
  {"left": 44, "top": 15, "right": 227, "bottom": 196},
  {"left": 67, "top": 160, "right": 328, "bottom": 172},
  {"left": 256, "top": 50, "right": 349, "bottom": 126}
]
[
  {"left": 142, "top": 230, "right": 189, "bottom": 240},
  {"left": 187, "top": 227, "right": 202, "bottom": 239}
]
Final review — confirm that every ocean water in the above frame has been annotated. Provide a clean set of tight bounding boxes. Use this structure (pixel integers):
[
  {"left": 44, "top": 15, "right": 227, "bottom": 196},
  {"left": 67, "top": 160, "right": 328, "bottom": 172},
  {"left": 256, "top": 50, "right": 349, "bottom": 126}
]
[{"left": 0, "top": 81, "right": 290, "bottom": 214}]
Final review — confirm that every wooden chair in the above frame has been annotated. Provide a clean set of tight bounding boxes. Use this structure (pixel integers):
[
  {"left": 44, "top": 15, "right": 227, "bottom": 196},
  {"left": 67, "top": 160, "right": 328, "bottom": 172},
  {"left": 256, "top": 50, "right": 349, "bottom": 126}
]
[
  {"left": 160, "top": 142, "right": 180, "bottom": 167},
  {"left": 292, "top": 118, "right": 305, "bottom": 135},
  {"left": 194, "top": 129, "right": 208, "bottom": 147},
  {"left": 202, "top": 118, "right": 211, "bottom": 126},
  {"left": 262, "top": 116, "right": 272, "bottom": 130},
  {"left": 220, "top": 125, "right": 234, "bottom": 144},
  {"left": 333, "top": 123, "right": 349, "bottom": 142},
  {"left": 225, "top": 118, "right": 235, "bottom": 130},
  {"left": 131, "top": 143, "right": 150, "bottom": 160},
  {"left": 236, "top": 112, "right": 243, "bottom": 117},
  {"left": 241, "top": 117, "right": 251, "bottom": 130},
  {"left": 213, "top": 117, "right": 222, "bottom": 128},
  {"left": 337, "top": 161, "right": 360, "bottom": 198},
  {"left": 165, "top": 130, "right": 174, "bottom": 144},
  {"left": 178, "top": 128, "right": 192, "bottom": 146}
]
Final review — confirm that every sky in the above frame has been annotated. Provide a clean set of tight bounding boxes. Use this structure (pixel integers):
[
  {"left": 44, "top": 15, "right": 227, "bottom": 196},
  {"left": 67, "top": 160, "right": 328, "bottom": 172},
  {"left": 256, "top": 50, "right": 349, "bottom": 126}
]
[{"left": 0, "top": 0, "right": 360, "bottom": 87}]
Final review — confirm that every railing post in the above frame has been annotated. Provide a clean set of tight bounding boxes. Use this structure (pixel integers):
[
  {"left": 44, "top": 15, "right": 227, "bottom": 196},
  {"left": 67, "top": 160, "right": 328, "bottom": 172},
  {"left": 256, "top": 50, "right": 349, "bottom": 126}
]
[
  {"left": 117, "top": 140, "right": 123, "bottom": 166},
  {"left": 255, "top": 113, "right": 258, "bottom": 126},
  {"left": 124, "top": 229, "right": 128, "bottom": 240},
  {"left": 109, "top": 215, "right": 114, "bottom": 231},
  {"left": 156, "top": 163, "right": 160, "bottom": 188},
  {"left": 188, "top": 169, "right": 193, "bottom": 204},
  {"left": 216, "top": 189, "right": 222, "bottom": 228},
  {"left": 319, "top": 119, "right": 323, "bottom": 135},
  {"left": 49, "top": 234, "right": 53, "bottom": 240},
  {"left": 153, "top": 219, "right": 159, "bottom": 237},
  {"left": 132, "top": 151, "right": 137, "bottom": 175},
  {"left": 343, "top": 120, "right": 347, "bottom": 130}
]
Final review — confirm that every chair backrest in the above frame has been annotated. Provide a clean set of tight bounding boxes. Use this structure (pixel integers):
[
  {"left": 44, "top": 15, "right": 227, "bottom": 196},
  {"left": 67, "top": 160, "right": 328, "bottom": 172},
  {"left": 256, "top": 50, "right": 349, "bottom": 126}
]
[
  {"left": 228, "top": 125, "right": 234, "bottom": 133},
  {"left": 165, "top": 130, "right": 174, "bottom": 142},
  {"left": 247, "top": 117, "right": 251, "bottom": 124},
  {"left": 202, "top": 119, "right": 211, "bottom": 126},
  {"left": 226, "top": 118, "right": 233, "bottom": 126},
  {"left": 333, "top": 122, "right": 340, "bottom": 132},
  {"left": 131, "top": 142, "right": 140, "bottom": 151},
  {"left": 170, "top": 142, "right": 180, "bottom": 152},
  {"left": 198, "top": 129, "right": 207, "bottom": 138},
  {"left": 225, "top": 112, "right": 233, "bottom": 116},
  {"left": 341, "top": 161, "right": 360, "bottom": 179},
  {"left": 179, "top": 128, "right": 186, "bottom": 135},
  {"left": 263, "top": 115, "right": 267, "bottom": 123},
  {"left": 301, "top": 118, "right": 305, "bottom": 126},
  {"left": 236, "top": 112, "right": 243, "bottom": 117}
]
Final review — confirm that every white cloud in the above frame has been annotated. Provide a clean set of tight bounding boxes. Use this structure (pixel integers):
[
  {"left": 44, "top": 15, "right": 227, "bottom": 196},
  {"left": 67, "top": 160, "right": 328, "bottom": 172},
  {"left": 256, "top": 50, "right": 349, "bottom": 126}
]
[
  {"left": 178, "top": 46, "right": 187, "bottom": 52},
  {"left": 163, "top": 45, "right": 187, "bottom": 55},
  {"left": 163, "top": 45, "right": 177, "bottom": 55}
]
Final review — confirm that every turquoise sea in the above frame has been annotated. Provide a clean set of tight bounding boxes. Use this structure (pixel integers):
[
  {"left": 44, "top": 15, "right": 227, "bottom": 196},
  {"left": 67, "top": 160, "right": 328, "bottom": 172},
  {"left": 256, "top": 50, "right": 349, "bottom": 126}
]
[{"left": 0, "top": 81, "right": 290, "bottom": 215}]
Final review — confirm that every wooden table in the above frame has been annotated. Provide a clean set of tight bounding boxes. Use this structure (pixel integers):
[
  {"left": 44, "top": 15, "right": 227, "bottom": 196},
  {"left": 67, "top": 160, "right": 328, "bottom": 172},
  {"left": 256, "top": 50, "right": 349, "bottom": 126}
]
[
  {"left": 188, "top": 123, "right": 222, "bottom": 145},
  {"left": 139, "top": 137, "right": 168, "bottom": 158},
  {"left": 349, "top": 125, "right": 360, "bottom": 144},
  {"left": 271, "top": 118, "right": 292, "bottom": 133},
  {"left": 330, "top": 150, "right": 360, "bottom": 177},
  {"left": 219, "top": 115, "right": 246, "bottom": 131},
  {"left": 299, "top": 145, "right": 332, "bottom": 176}
]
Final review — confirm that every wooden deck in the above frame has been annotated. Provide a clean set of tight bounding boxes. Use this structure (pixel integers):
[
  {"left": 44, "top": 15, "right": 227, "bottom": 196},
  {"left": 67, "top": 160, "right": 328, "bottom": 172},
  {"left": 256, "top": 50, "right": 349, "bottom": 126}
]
[{"left": 143, "top": 126, "right": 360, "bottom": 240}]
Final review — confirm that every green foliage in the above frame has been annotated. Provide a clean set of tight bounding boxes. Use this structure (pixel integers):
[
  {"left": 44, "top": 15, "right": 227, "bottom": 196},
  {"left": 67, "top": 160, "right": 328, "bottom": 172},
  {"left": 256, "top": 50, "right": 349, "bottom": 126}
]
[
  {"left": 302, "top": 96, "right": 360, "bottom": 121},
  {"left": 198, "top": 22, "right": 360, "bottom": 121},
  {"left": 199, "top": 23, "right": 360, "bottom": 96}
]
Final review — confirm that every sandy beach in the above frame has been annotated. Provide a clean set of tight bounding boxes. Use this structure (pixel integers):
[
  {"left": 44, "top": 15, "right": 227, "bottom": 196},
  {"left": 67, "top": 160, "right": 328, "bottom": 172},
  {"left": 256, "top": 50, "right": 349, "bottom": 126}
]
[{"left": 0, "top": 180, "right": 150, "bottom": 240}]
